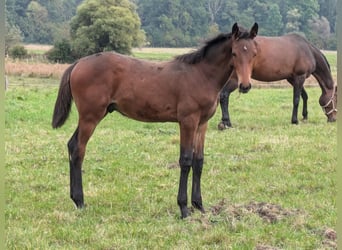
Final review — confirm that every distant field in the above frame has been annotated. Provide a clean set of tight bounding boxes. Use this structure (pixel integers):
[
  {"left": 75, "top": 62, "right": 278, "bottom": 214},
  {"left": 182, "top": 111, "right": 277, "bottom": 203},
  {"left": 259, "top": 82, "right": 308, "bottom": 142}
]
[
  {"left": 5, "top": 79, "right": 336, "bottom": 249},
  {"left": 8, "top": 46, "right": 337, "bottom": 84},
  {"left": 24, "top": 44, "right": 53, "bottom": 55}
]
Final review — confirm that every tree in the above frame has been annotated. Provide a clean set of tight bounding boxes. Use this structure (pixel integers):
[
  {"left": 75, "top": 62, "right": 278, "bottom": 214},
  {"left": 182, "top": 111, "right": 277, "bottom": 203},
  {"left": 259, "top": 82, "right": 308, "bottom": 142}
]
[
  {"left": 25, "top": 1, "right": 52, "bottom": 43},
  {"left": 5, "top": 0, "right": 82, "bottom": 44},
  {"left": 137, "top": 0, "right": 210, "bottom": 47},
  {"left": 317, "top": 0, "right": 336, "bottom": 33},
  {"left": 5, "top": 15, "right": 23, "bottom": 55},
  {"left": 262, "top": 4, "right": 283, "bottom": 36},
  {"left": 286, "top": 8, "right": 301, "bottom": 33},
  {"left": 70, "top": 0, "right": 145, "bottom": 57},
  {"left": 307, "top": 16, "right": 331, "bottom": 49}
]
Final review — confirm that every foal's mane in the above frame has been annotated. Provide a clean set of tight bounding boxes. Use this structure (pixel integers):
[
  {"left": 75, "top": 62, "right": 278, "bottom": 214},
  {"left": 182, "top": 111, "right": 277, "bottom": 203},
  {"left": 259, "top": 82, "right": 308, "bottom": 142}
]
[{"left": 175, "top": 33, "right": 232, "bottom": 64}]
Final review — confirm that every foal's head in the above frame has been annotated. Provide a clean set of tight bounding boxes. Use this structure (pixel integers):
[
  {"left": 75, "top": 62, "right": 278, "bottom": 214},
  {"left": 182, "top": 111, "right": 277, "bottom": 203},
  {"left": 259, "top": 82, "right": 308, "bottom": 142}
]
[{"left": 231, "top": 23, "right": 259, "bottom": 93}]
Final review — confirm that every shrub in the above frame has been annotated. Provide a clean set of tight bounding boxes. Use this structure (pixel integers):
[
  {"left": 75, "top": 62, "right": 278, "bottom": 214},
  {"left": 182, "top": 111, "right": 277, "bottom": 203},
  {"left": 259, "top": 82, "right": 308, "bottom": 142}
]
[
  {"left": 46, "top": 39, "right": 75, "bottom": 63},
  {"left": 9, "top": 45, "right": 28, "bottom": 59}
]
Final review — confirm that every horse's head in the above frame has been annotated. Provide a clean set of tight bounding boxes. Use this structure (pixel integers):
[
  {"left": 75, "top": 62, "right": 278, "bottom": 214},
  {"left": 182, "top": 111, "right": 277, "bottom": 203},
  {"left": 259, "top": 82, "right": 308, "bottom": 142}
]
[
  {"left": 320, "top": 85, "right": 337, "bottom": 122},
  {"left": 231, "top": 23, "right": 259, "bottom": 93}
]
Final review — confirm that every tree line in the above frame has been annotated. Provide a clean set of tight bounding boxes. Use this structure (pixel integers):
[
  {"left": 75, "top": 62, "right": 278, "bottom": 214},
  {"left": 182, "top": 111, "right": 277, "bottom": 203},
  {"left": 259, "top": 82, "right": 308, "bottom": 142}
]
[{"left": 5, "top": 0, "right": 337, "bottom": 60}]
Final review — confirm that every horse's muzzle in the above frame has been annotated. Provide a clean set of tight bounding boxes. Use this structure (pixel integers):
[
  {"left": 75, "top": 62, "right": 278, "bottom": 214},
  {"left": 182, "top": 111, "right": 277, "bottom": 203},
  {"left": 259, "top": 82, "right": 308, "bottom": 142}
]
[
  {"left": 239, "top": 83, "right": 251, "bottom": 93},
  {"left": 327, "top": 116, "right": 337, "bottom": 122}
]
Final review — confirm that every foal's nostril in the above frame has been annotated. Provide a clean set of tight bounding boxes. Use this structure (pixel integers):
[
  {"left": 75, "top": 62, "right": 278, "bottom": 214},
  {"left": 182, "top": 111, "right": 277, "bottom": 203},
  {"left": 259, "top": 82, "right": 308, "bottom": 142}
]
[{"left": 239, "top": 83, "right": 251, "bottom": 93}]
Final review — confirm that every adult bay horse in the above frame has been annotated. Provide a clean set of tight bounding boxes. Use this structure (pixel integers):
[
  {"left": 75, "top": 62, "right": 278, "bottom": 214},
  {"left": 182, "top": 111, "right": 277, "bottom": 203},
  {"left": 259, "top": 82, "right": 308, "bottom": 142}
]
[
  {"left": 218, "top": 30, "right": 337, "bottom": 129},
  {"left": 52, "top": 23, "right": 258, "bottom": 218}
]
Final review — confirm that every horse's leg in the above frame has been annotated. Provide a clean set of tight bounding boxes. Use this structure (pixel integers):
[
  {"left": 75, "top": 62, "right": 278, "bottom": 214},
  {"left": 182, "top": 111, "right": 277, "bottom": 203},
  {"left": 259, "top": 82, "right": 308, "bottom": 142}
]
[
  {"left": 68, "top": 117, "right": 102, "bottom": 208},
  {"left": 218, "top": 78, "right": 238, "bottom": 130},
  {"left": 177, "top": 119, "right": 197, "bottom": 218},
  {"left": 288, "top": 77, "right": 305, "bottom": 124},
  {"left": 301, "top": 87, "right": 308, "bottom": 121},
  {"left": 68, "top": 127, "right": 83, "bottom": 208},
  {"left": 218, "top": 84, "right": 230, "bottom": 129},
  {"left": 191, "top": 122, "right": 207, "bottom": 213}
]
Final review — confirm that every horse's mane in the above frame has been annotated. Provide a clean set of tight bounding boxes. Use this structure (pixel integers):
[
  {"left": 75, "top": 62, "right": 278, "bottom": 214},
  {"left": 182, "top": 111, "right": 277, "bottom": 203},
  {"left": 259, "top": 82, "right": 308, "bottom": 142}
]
[{"left": 175, "top": 33, "right": 232, "bottom": 64}]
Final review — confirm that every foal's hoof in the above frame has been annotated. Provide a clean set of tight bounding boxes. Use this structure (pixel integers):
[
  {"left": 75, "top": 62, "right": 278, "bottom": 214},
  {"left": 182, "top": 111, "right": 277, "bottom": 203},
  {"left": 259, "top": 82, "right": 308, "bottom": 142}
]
[
  {"left": 218, "top": 122, "right": 232, "bottom": 130},
  {"left": 71, "top": 196, "right": 85, "bottom": 209},
  {"left": 180, "top": 207, "right": 190, "bottom": 219}
]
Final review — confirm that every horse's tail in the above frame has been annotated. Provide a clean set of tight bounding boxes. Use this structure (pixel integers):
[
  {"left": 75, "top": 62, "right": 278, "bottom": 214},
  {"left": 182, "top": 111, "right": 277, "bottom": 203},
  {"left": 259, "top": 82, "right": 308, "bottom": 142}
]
[{"left": 52, "top": 61, "right": 78, "bottom": 129}]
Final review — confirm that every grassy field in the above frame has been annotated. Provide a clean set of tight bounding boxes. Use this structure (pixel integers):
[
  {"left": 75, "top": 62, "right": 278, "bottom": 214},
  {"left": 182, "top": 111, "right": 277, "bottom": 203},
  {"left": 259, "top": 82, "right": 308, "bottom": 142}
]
[{"left": 5, "top": 76, "right": 336, "bottom": 249}]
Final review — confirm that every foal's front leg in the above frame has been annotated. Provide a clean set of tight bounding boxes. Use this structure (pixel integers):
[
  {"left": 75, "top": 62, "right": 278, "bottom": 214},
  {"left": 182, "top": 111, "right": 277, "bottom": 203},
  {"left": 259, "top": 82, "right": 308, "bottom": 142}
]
[
  {"left": 191, "top": 157, "right": 204, "bottom": 212},
  {"left": 177, "top": 120, "right": 198, "bottom": 218},
  {"left": 191, "top": 123, "right": 207, "bottom": 213},
  {"left": 177, "top": 146, "right": 193, "bottom": 218}
]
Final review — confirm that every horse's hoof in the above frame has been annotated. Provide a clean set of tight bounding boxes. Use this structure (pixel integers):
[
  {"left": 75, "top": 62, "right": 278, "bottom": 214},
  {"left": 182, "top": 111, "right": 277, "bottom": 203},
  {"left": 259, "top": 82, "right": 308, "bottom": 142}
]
[
  {"left": 192, "top": 201, "right": 205, "bottom": 213},
  {"left": 218, "top": 122, "right": 231, "bottom": 130},
  {"left": 71, "top": 196, "right": 85, "bottom": 209},
  {"left": 180, "top": 208, "right": 189, "bottom": 219}
]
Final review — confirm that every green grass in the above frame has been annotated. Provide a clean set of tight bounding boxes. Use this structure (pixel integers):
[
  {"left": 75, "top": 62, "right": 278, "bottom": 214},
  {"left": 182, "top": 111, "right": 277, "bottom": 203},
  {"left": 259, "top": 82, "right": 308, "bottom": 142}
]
[
  {"left": 132, "top": 51, "right": 177, "bottom": 61},
  {"left": 324, "top": 52, "right": 337, "bottom": 65},
  {"left": 5, "top": 77, "right": 336, "bottom": 249}
]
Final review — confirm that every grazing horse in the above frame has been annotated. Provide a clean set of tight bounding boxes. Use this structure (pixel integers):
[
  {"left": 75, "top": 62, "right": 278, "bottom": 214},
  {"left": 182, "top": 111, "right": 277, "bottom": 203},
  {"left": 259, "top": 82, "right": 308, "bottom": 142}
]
[
  {"left": 52, "top": 23, "right": 258, "bottom": 218},
  {"left": 218, "top": 29, "right": 337, "bottom": 129}
]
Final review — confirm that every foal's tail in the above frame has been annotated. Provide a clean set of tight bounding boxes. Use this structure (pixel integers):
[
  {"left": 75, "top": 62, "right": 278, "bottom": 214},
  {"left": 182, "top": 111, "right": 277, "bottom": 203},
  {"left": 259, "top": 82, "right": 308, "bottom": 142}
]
[{"left": 52, "top": 62, "right": 78, "bottom": 129}]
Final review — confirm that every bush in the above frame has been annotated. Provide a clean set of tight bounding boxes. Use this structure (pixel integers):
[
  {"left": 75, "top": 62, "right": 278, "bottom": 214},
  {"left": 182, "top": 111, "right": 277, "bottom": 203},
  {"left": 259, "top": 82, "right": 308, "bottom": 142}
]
[
  {"left": 46, "top": 39, "right": 75, "bottom": 63},
  {"left": 326, "top": 36, "right": 337, "bottom": 50},
  {"left": 9, "top": 45, "right": 28, "bottom": 59}
]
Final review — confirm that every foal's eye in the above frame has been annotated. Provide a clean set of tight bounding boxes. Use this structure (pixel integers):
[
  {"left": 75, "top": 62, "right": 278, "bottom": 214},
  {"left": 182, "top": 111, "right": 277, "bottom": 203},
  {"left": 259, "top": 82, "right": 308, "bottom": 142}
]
[{"left": 232, "top": 52, "right": 237, "bottom": 57}]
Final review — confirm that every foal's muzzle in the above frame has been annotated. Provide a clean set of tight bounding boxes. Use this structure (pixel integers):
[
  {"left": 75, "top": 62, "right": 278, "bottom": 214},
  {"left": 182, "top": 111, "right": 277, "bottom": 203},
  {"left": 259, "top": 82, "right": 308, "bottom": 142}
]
[{"left": 239, "top": 83, "right": 251, "bottom": 93}]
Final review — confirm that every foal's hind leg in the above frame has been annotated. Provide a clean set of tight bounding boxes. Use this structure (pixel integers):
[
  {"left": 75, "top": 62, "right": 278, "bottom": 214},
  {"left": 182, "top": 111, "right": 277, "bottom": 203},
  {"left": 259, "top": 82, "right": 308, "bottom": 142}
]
[
  {"left": 68, "top": 121, "right": 97, "bottom": 208},
  {"left": 68, "top": 127, "right": 84, "bottom": 208},
  {"left": 68, "top": 116, "right": 103, "bottom": 208}
]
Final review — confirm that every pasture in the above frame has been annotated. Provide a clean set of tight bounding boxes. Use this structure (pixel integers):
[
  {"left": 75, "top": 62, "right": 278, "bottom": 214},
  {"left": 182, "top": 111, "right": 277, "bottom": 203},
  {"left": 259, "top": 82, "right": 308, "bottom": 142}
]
[{"left": 5, "top": 75, "right": 336, "bottom": 249}]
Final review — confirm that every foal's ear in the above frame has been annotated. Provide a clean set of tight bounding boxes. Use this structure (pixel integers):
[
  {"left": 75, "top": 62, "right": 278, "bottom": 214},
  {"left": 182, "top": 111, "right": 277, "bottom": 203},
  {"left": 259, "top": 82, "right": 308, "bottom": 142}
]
[
  {"left": 232, "top": 23, "right": 240, "bottom": 39},
  {"left": 250, "top": 23, "right": 258, "bottom": 39}
]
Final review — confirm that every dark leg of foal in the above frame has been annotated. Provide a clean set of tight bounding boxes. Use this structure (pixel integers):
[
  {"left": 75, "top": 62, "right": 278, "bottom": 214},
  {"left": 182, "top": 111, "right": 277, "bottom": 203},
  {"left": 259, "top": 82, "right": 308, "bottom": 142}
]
[
  {"left": 191, "top": 123, "right": 207, "bottom": 213},
  {"left": 68, "top": 127, "right": 84, "bottom": 208},
  {"left": 68, "top": 120, "right": 98, "bottom": 208},
  {"left": 191, "top": 157, "right": 204, "bottom": 211},
  {"left": 301, "top": 88, "right": 308, "bottom": 120},
  {"left": 177, "top": 146, "right": 193, "bottom": 218}
]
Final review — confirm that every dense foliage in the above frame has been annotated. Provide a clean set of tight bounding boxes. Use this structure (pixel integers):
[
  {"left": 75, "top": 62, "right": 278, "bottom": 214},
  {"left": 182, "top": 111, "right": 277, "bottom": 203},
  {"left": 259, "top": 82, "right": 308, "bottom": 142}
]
[
  {"left": 70, "top": 0, "right": 144, "bottom": 57},
  {"left": 5, "top": 0, "right": 337, "bottom": 53}
]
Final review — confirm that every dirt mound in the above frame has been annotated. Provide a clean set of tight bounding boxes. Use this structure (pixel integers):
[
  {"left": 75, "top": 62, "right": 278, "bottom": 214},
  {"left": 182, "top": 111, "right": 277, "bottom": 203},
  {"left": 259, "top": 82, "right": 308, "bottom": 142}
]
[{"left": 211, "top": 200, "right": 300, "bottom": 223}]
